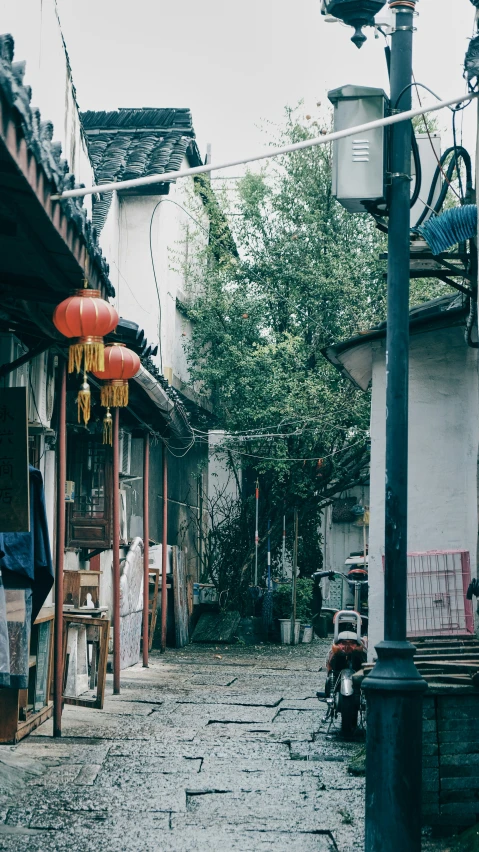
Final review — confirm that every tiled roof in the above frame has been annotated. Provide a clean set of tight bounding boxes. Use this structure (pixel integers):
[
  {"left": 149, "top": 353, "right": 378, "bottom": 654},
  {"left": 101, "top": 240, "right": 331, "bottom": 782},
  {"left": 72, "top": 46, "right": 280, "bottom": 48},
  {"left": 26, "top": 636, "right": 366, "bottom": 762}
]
[
  {"left": 82, "top": 107, "right": 195, "bottom": 132},
  {"left": 0, "top": 34, "right": 113, "bottom": 296},
  {"left": 81, "top": 108, "right": 202, "bottom": 232}
]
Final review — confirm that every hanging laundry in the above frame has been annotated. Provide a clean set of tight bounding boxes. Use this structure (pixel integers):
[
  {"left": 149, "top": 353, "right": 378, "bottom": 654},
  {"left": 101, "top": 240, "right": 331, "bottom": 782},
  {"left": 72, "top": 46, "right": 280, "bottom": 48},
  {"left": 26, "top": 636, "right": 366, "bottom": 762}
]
[
  {"left": 0, "top": 466, "right": 53, "bottom": 622},
  {"left": 2, "top": 587, "right": 32, "bottom": 688},
  {"left": 0, "top": 466, "right": 53, "bottom": 689},
  {"left": 0, "top": 571, "right": 10, "bottom": 687}
]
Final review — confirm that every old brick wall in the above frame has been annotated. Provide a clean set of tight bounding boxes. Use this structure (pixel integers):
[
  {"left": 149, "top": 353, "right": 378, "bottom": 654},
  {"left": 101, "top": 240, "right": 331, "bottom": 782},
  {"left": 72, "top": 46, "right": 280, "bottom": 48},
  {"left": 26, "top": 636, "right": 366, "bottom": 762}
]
[{"left": 423, "top": 688, "right": 479, "bottom": 828}]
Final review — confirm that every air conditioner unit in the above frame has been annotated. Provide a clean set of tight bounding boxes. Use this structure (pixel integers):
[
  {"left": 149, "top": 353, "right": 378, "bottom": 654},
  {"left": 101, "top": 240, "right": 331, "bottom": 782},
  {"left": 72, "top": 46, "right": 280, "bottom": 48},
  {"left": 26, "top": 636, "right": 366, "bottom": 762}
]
[
  {"left": 120, "top": 489, "right": 128, "bottom": 543},
  {"left": 410, "top": 133, "right": 442, "bottom": 229},
  {"left": 28, "top": 351, "right": 55, "bottom": 429},
  {"left": 119, "top": 431, "right": 132, "bottom": 476},
  {"left": 0, "top": 333, "right": 29, "bottom": 389}
]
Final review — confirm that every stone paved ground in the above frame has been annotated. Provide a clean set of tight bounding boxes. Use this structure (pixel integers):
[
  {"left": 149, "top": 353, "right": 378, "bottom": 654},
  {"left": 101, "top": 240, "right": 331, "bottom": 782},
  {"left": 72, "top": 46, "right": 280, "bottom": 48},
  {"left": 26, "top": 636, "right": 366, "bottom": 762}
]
[{"left": 0, "top": 640, "right": 367, "bottom": 852}]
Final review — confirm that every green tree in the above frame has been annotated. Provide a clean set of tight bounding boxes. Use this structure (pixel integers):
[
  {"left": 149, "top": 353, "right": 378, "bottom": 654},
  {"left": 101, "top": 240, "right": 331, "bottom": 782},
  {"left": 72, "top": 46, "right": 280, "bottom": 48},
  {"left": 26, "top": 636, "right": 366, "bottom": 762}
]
[{"left": 183, "top": 107, "right": 457, "bottom": 583}]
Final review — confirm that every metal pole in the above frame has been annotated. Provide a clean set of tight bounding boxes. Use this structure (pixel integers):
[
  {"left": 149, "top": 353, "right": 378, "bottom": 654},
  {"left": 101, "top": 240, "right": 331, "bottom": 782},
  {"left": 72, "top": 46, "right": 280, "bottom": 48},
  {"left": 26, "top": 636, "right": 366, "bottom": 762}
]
[
  {"left": 254, "top": 480, "right": 259, "bottom": 586},
  {"left": 282, "top": 513, "right": 286, "bottom": 581},
  {"left": 53, "top": 360, "right": 66, "bottom": 738},
  {"left": 160, "top": 444, "right": 168, "bottom": 652},
  {"left": 291, "top": 509, "right": 298, "bottom": 646},
  {"left": 354, "top": 581, "right": 360, "bottom": 615},
  {"left": 267, "top": 520, "right": 271, "bottom": 591},
  {"left": 112, "top": 407, "right": 121, "bottom": 694},
  {"left": 142, "top": 432, "right": 150, "bottom": 667},
  {"left": 363, "top": 513, "right": 367, "bottom": 575},
  {"left": 363, "top": 3, "right": 426, "bottom": 850}
]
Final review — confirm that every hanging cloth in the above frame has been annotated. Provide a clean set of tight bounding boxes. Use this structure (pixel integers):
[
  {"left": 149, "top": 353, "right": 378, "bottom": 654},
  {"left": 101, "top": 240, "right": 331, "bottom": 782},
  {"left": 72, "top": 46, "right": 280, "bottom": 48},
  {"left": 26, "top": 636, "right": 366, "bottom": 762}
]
[
  {"left": 0, "top": 570, "right": 10, "bottom": 687},
  {"left": 0, "top": 466, "right": 53, "bottom": 622}
]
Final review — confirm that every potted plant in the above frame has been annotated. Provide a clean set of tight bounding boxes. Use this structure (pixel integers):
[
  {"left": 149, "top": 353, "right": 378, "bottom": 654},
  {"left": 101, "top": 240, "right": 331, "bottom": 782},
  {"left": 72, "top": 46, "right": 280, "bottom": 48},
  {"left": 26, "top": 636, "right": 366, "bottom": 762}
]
[{"left": 273, "top": 580, "right": 313, "bottom": 644}]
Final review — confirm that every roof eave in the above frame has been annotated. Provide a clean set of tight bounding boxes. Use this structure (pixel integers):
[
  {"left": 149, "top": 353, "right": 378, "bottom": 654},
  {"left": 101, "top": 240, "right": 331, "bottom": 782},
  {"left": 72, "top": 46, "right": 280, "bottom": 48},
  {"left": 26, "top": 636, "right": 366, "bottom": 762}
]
[{"left": 323, "top": 303, "right": 468, "bottom": 391}]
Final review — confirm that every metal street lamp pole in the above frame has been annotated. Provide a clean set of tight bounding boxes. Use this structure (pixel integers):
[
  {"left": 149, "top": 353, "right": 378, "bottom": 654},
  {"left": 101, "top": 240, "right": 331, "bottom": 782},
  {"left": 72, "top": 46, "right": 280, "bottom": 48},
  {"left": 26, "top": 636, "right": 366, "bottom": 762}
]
[
  {"left": 363, "top": 3, "right": 426, "bottom": 850},
  {"left": 324, "top": 1, "right": 426, "bottom": 849}
]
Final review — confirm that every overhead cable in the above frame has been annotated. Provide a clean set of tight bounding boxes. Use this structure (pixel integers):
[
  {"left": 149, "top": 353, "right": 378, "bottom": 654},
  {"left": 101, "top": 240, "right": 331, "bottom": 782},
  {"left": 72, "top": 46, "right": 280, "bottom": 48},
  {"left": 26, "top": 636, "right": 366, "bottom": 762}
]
[{"left": 51, "top": 92, "right": 477, "bottom": 201}]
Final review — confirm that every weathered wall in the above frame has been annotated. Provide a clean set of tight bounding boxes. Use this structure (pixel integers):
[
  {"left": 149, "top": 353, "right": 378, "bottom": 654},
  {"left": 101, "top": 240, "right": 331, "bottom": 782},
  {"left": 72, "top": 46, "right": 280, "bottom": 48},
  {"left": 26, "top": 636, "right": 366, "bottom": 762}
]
[
  {"left": 368, "top": 327, "right": 479, "bottom": 657},
  {"left": 127, "top": 437, "right": 207, "bottom": 583},
  {"left": 322, "top": 485, "right": 369, "bottom": 573},
  {"left": 321, "top": 485, "right": 369, "bottom": 609},
  {"left": 423, "top": 688, "right": 479, "bottom": 827},
  {"left": 208, "top": 431, "right": 242, "bottom": 507},
  {"left": 1, "top": 0, "right": 94, "bottom": 215},
  {"left": 100, "top": 166, "right": 208, "bottom": 384}
]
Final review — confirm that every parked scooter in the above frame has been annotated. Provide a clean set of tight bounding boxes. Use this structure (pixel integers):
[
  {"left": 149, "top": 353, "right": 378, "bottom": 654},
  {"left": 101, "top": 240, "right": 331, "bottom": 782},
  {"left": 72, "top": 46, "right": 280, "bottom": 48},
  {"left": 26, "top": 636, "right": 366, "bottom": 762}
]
[{"left": 319, "top": 606, "right": 367, "bottom": 737}]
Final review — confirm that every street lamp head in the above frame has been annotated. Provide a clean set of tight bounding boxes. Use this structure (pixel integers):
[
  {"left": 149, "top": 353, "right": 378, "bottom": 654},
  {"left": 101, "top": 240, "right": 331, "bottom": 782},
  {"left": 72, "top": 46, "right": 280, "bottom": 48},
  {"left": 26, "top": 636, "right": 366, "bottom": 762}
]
[{"left": 323, "top": 0, "right": 387, "bottom": 47}]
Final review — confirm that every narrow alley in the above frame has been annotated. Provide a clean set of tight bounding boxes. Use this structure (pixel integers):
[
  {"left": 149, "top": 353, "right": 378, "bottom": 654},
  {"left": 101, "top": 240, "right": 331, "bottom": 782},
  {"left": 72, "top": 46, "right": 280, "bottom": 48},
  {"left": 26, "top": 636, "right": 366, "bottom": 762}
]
[{"left": 0, "top": 641, "right": 364, "bottom": 852}]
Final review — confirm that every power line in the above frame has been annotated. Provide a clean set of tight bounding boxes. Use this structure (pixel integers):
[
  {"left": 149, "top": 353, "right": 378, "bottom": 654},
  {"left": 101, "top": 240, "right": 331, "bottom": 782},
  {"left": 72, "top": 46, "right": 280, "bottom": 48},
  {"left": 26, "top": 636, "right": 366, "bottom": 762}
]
[
  {"left": 52, "top": 92, "right": 477, "bottom": 201},
  {"left": 221, "top": 438, "right": 366, "bottom": 463},
  {"left": 149, "top": 200, "right": 164, "bottom": 374}
]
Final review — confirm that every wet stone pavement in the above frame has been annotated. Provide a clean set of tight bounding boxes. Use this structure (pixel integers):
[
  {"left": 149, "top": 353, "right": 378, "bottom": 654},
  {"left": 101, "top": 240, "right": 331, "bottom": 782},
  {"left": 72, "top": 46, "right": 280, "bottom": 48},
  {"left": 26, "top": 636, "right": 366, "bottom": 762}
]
[{"left": 0, "top": 640, "right": 366, "bottom": 852}]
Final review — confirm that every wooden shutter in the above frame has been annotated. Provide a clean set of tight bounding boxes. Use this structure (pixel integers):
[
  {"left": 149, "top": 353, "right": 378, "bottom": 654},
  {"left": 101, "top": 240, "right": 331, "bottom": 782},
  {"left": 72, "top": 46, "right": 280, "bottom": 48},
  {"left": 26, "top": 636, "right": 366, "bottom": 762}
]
[{"left": 67, "top": 436, "right": 112, "bottom": 549}]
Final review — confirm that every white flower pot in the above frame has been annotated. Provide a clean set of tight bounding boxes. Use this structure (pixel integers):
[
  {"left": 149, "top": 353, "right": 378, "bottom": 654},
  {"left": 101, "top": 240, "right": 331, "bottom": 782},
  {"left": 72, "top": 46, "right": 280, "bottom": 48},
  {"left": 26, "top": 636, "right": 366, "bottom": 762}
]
[{"left": 279, "top": 619, "right": 301, "bottom": 645}]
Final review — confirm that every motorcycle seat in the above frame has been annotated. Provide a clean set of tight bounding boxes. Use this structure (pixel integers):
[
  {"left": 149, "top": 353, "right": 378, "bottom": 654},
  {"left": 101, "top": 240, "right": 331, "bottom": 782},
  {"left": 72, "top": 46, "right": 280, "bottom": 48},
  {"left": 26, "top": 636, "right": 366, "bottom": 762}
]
[{"left": 337, "top": 631, "right": 362, "bottom": 642}]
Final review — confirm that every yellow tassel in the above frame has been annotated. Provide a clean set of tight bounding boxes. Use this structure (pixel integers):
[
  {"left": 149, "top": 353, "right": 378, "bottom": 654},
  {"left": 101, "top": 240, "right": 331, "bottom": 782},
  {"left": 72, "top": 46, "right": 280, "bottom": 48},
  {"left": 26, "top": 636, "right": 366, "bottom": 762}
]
[
  {"left": 68, "top": 341, "right": 105, "bottom": 374},
  {"left": 77, "top": 376, "right": 91, "bottom": 425},
  {"left": 103, "top": 408, "right": 113, "bottom": 445},
  {"left": 100, "top": 382, "right": 129, "bottom": 408}
]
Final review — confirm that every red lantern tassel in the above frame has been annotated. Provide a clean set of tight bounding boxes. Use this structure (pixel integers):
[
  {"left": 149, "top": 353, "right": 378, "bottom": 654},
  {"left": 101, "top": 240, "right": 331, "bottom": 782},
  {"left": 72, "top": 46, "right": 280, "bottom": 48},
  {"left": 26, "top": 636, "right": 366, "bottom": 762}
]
[
  {"left": 69, "top": 339, "right": 105, "bottom": 375},
  {"left": 100, "top": 380, "right": 129, "bottom": 408},
  {"left": 77, "top": 375, "right": 91, "bottom": 425},
  {"left": 103, "top": 408, "right": 113, "bottom": 445}
]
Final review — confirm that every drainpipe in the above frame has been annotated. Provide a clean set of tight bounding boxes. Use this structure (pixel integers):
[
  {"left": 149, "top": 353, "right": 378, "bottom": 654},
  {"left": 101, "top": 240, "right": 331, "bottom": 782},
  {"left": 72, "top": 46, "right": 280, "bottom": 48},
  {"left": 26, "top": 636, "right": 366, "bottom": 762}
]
[
  {"left": 112, "top": 408, "right": 121, "bottom": 694},
  {"left": 142, "top": 432, "right": 149, "bottom": 667},
  {"left": 53, "top": 360, "right": 67, "bottom": 738},
  {"left": 254, "top": 480, "right": 259, "bottom": 586},
  {"left": 160, "top": 444, "right": 168, "bottom": 652}
]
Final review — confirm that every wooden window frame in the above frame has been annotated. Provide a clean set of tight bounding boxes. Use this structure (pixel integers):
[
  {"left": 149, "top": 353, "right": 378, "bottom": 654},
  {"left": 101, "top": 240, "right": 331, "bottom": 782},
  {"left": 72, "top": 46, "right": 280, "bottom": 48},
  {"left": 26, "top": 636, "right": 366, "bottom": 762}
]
[{"left": 66, "top": 433, "right": 113, "bottom": 549}]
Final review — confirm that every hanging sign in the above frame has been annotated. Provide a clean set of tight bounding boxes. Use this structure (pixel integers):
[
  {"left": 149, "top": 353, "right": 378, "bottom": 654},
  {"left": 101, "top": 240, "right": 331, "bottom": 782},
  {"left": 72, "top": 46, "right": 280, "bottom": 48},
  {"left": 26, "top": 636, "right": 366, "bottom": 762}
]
[{"left": 0, "top": 387, "right": 29, "bottom": 532}]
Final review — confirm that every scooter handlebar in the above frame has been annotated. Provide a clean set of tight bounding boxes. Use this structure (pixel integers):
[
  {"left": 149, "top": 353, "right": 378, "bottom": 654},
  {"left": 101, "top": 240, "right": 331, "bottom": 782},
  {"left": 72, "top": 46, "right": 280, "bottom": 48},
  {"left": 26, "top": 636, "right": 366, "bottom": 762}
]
[{"left": 329, "top": 572, "right": 369, "bottom": 586}]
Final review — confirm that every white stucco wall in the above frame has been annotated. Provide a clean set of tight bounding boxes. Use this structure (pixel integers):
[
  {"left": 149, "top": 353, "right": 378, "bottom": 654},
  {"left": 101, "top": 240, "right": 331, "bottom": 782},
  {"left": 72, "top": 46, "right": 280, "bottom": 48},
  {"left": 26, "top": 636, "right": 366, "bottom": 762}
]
[
  {"left": 100, "top": 165, "right": 208, "bottom": 385},
  {"left": 321, "top": 486, "right": 369, "bottom": 609},
  {"left": 368, "top": 327, "right": 479, "bottom": 657},
  {"left": 2, "top": 0, "right": 94, "bottom": 215},
  {"left": 208, "top": 431, "right": 241, "bottom": 508},
  {"left": 322, "top": 486, "right": 369, "bottom": 573}
]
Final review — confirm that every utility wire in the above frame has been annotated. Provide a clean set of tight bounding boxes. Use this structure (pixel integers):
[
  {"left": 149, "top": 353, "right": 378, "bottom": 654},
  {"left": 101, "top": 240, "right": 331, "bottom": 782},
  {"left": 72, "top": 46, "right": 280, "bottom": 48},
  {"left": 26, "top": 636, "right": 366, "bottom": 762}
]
[
  {"left": 149, "top": 200, "right": 164, "bottom": 374},
  {"left": 111, "top": 260, "right": 151, "bottom": 315},
  {"left": 409, "top": 77, "right": 457, "bottom": 203},
  {"left": 52, "top": 92, "right": 477, "bottom": 201},
  {"left": 225, "top": 439, "right": 365, "bottom": 464}
]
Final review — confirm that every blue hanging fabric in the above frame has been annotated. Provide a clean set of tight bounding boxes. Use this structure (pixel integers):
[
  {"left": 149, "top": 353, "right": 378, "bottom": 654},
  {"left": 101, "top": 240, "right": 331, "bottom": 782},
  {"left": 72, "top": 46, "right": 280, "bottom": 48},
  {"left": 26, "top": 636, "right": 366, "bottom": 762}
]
[
  {"left": 416, "top": 205, "right": 477, "bottom": 256},
  {"left": 0, "top": 466, "right": 53, "bottom": 623},
  {"left": 0, "top": 571, "right": 10, "bottom": 687}
]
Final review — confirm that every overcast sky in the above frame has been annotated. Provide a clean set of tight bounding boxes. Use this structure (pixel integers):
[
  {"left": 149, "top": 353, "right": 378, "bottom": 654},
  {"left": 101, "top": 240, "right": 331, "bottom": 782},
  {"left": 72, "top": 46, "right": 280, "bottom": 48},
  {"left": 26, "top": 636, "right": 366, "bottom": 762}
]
[{"left": 57, "top": 0, "right": 477, "bottom": 171}]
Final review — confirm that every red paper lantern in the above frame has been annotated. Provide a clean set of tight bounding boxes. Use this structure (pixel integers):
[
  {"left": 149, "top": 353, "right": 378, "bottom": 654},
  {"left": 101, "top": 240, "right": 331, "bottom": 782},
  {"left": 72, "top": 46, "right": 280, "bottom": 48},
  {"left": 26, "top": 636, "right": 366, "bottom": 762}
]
[
  {"left": 53, "top": 288, "right": 119, "bottom": 373},
  {"left": 93, "top": 343, "right": 140, "bottom": 408}
]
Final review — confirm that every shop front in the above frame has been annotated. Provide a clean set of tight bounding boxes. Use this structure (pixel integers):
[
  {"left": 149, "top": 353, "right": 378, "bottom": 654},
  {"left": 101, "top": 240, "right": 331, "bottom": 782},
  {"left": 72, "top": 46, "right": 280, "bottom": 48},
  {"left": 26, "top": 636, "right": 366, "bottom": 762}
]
[{"left": 0, "top": 33, "right": 113, "bottom": 741}]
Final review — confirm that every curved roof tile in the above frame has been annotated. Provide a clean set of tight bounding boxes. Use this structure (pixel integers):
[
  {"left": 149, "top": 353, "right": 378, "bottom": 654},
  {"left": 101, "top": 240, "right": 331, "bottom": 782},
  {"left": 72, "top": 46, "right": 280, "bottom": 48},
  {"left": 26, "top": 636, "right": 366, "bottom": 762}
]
[{"left": 81, "top": 109, "right": 202, "bottom": 233}]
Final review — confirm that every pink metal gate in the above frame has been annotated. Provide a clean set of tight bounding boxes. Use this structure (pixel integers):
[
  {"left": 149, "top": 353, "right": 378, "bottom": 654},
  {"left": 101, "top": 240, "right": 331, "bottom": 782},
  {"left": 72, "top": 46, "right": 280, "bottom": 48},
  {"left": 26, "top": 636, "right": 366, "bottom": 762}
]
[{"left": 406, "top": 551, "right": 474, "bottom": 638}]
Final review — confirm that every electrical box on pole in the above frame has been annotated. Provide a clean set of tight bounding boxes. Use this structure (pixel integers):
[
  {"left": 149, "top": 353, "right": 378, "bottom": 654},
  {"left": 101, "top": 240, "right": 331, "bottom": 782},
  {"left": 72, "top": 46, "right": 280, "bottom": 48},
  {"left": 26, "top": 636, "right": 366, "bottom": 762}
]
[{"left": 328, "top": 84, "right": 389, "bottom": 214}]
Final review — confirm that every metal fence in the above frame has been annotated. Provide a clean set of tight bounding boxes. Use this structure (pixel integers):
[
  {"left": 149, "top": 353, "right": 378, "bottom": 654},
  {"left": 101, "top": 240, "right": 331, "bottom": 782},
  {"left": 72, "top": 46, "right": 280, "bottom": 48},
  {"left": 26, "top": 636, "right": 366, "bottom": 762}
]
[{"left": 406, "top": 550, "right": 474, "bottom": 638}]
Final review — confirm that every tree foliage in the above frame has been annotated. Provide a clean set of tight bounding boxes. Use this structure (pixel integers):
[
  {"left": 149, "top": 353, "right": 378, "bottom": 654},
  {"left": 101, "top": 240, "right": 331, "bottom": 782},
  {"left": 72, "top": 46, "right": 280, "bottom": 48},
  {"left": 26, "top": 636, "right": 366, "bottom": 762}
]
[{"left": 183, "top": 107, "right": 452, "bottom": 581}]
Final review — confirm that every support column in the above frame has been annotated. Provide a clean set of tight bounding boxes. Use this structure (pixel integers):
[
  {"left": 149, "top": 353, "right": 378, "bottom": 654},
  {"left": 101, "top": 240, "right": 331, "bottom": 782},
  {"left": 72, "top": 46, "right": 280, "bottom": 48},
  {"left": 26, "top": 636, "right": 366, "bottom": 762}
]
[
  {"left": 142, "top": 432, "right": 150, "bottom": 667},
  {"left": 53, "top": 360, "right": 67, "bottom": 737},
  {"left": 112, "top": 407, "right": 121, "bottom": 694},
  {"left": 363, "top": 3, "right": 426, "bottom": 850},
  {"left": 160, "top": 443, "right": 168, "bottom": 653}
]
